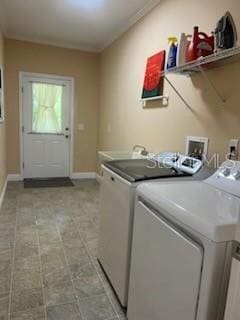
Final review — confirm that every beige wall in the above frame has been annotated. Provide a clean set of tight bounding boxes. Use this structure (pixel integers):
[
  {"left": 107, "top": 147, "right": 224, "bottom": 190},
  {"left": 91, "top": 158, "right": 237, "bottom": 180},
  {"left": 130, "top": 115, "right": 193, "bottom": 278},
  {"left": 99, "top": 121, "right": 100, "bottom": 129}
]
[
  {"left": 99, "top": 0, "right": 240, "bottom": 164},
  {"left": 5, "top": 39, "right": 100, "bottom": 174},
  {"left": 0, "top": 31, "right": 7, "bottom": 193}
]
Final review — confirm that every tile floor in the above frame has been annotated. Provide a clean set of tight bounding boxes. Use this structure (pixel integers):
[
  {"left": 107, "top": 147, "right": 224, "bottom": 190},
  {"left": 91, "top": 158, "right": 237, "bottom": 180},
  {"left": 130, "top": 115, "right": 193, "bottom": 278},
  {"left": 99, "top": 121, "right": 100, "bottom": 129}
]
[{"left": 0, "top": 180, "right": 126, "bottom": 320}]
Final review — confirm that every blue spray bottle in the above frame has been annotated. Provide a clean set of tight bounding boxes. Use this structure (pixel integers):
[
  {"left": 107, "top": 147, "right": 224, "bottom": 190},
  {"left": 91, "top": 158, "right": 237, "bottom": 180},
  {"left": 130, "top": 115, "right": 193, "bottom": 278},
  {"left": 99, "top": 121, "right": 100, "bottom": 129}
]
[{"left": 167, "top": 37, "right": 178, "bottom": 69}]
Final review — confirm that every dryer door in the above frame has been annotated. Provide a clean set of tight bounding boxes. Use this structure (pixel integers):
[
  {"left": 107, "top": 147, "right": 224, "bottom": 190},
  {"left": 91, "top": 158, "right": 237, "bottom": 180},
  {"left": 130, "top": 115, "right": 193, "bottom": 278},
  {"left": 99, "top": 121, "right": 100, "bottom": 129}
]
[{"left": 127, "top": 199, "right": 203, "bottom": 320}]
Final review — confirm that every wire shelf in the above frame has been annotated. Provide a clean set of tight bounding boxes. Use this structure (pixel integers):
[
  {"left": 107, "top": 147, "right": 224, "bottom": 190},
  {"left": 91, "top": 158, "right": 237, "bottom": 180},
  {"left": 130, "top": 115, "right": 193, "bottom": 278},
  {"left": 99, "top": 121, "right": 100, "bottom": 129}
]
[{"left": 161, "top": 46, "right": 240, "bottom": 77}]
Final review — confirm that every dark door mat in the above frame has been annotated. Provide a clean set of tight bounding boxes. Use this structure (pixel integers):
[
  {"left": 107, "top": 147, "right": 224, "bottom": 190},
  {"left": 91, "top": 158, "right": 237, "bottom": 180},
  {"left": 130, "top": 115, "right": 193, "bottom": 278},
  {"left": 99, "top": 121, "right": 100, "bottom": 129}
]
[{"left": 24, "top": 177, "right": 74, "bottom": 188}]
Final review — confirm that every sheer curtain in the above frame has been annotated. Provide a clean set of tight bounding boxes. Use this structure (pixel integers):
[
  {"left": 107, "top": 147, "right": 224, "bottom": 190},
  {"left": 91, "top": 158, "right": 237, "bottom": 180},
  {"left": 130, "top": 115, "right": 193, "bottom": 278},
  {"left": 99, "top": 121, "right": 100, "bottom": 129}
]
[{"left": 32, "top": 83, "right": 63, "bottom": 133}]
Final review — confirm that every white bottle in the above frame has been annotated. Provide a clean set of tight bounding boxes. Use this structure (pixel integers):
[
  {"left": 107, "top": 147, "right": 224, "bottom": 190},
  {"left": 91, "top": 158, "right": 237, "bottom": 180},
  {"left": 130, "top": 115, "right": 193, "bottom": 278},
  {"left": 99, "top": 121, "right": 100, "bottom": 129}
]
[{"left": 177, "top": 33, "right": 192, "bottom": 66}]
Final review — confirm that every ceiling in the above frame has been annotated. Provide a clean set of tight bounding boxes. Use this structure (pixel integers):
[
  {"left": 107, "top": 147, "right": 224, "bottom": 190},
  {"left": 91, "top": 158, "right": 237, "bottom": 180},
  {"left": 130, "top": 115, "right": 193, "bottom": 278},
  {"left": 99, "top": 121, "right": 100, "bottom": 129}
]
[{"left": 0, "top": 0, "right": 160, "bottom": 52}]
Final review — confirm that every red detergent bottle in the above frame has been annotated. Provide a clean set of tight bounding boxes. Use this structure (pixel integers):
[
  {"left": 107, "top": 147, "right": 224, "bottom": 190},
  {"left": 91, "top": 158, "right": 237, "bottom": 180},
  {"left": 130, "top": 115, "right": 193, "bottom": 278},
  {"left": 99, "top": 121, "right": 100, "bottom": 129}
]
[{"left": 186, "top": 26, "right": 214, "bottom": 62}]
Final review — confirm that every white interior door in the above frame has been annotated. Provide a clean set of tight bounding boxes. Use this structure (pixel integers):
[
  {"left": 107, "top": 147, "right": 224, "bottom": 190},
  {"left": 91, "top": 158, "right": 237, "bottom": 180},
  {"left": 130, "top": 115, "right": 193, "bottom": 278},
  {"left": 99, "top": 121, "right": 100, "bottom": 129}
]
[{"left": 22, "top": 74, "right": 72, "bottom": 179}]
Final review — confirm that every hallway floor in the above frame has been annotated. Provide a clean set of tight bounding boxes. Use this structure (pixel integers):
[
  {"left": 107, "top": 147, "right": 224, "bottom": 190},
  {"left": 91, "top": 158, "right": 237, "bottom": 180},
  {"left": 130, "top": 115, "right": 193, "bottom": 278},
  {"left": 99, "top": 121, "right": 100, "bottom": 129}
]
[{"left": 0, "top": 180, "right": 126, "bottom": 320}]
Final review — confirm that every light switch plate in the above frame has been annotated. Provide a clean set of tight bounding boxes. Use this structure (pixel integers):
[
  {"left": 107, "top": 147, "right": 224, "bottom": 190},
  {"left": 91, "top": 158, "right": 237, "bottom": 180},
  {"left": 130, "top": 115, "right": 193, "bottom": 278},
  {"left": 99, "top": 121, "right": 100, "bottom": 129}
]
[{"left": 78, "top": 123, "right": 85, "bottom": 131}]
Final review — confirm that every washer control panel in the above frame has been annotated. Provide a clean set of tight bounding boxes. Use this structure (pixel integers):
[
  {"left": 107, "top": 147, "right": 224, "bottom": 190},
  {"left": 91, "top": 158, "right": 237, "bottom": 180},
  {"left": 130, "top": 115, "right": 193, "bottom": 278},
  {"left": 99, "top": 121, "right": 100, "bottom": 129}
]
[
  {"left": 206, "top": 160, "right": 240, "bottom": 197},
  {"left": 152, "top": 152, "right": 203, "bottom": 175}
]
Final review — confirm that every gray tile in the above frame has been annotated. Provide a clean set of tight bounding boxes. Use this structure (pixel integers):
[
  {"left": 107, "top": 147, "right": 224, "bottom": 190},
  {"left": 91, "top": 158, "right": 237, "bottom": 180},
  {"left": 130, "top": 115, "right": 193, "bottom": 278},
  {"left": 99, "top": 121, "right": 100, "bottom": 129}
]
[
  {"left": 0, "top": 224, "right": 15, "bottom": 250},
  {"left": 36, "top": 210, "right": 55, "bottom": 226},
  {"left": 41, "top": 246, "right": 69, "bottom": 286},
  {"left": 13, "top": 271, "right": 41, "bottom": 291},
  {"left": 14, "top": 255, "right": 40, "bottom": 272},
  {"left": 64, "top": 246, "right": 89, "bottom": 266},
  {"left": 78, "top": 222, "right": 98, "bottom": 242},
  {"left": 0, "top": 208, "right": 17, "bottom": 224},
  {"left": 44, "top": 281, "right": 76, "bottom": 307},
  {"left": 13, "top": 256, "right": 41, "bottom": 291},
  {"left": 0, "top": 292, "right": 9, "bottom": 320},
  {"left": 0, "top": 237, "right": 14, "bottom": 251},
  {"left": 74, "top": 215, "right": 93, "bottom": 225},
  {"left": 85, "top": 238, "right": 98, "bottom": 258},
  {"left": 1, "top": 179, "right": 104, "bottom": 317},
  {"left": 41, "top": 245, "right": 69, "bottom": 283},
  {"left": 62, "top": 238, "right": 84, "bottom": 250},
  {"left": 10, "top": 307, "right": 45, "bottom": 320},
  {"left": 57, "top": 222, "right": 81, "bottom": 242},
  {"left": 107, "top": 287, "right": 125, "bottom": 316},
  {"left": 79, "top": 294, "right": 116, "bottom": 320},
  {"left": 69, "top": 262, "right": 96, "bottom": 280},
  {"left": 15, "top": 242, "right": 39, "bottom": 260},
  {"left": 41, "top": 246, "right": 66, "bottom": 269},
  {"left": 73, "top": 274, "right": 105, "bottom": 299},
  {"left": 17, "top": 213, "right": 37, "bottom": 230},
  {"left": 81, "top": 202, "right": 99, "bottom": 216},
  {"left": 0, "top": 259, "right": 12, "bottom": 294},
  {"left": 2, "top": 198, "right": 18, "bottom": 210},
  {"left": 47, "top": 302, "right": 81, "bottom": 320},
  {"left": 38, "top": 226, "right": 60, "bottom": 246},
  {"left": 0, "top": 248, "right": 13, "bottom": 262},
  {"left": 11, "top": 288, "right": 44, "bottom": 313},
  {"left": 42, "top": 266, "right": 71, "bottom": 287},
  {"left": 64, "top": 245, "right": 93, "bottom": 279},
  {"left": 15, "top": 230, "right": 39, "bottom": 260}
]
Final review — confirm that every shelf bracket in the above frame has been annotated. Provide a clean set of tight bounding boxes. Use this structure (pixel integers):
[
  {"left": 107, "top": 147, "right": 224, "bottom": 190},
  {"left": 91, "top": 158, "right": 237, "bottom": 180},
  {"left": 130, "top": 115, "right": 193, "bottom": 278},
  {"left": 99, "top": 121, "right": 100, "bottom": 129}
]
[
  {"left": 198, "top": 65, "right": 226, "bottom": 104},
  {"left": 164, "top": 75, "right": 193, "bottom": 110},
  {"left": 141, "top": 95, "right": 169, "bottom": 107}
]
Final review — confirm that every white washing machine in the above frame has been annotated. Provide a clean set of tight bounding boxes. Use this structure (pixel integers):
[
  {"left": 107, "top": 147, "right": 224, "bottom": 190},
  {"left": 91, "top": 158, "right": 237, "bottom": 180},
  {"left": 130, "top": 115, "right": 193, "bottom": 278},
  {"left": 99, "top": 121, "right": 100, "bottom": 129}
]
[
  {"left": 127, "top": 161, "right": 240, "bottom": 320},
  {"left": 98, "top": 153, "right": 212, "bottom": 307}
]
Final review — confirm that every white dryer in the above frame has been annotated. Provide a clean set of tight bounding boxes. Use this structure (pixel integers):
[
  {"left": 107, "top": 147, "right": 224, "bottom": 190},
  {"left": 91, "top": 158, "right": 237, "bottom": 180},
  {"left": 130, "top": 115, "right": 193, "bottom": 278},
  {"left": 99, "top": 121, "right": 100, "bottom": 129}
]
[{"left": 127, "top": 161, "right": 240, "bottom": 320}]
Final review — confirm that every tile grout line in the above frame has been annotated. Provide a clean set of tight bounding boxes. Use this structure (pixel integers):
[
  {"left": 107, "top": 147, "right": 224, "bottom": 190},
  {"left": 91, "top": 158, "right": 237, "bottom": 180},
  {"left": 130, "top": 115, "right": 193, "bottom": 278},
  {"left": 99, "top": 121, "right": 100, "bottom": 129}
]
[
  {"left": 74, "top": 224, "right": 121, "bottom": 320},
  {"left": 73, "top": 195, "right": 121, "bottom": 320},
  {"left": 7, "top": 193, "right": 20, "bottom": 320},
  {"left": 8, "top": 184, "right": 121, "bottom": 320},
  {"left": 36, "top": 205, "right": 51, "bottom": 320},
  {"left": 53, "top": 210, "right": 85, "bottom": 320},
  {"left": 70, "top": 193, "right": 122, "bottom": 320}
]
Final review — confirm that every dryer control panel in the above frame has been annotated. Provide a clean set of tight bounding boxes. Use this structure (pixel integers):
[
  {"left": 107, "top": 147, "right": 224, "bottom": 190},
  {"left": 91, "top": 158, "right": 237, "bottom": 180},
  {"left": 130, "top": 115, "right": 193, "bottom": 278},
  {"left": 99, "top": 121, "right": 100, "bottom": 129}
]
[
  {"left": 205, "top": 160, "right": 240, "bottom": 197},
  {"left": 152, "top": 152, "right": 203, "bottom": 175}
]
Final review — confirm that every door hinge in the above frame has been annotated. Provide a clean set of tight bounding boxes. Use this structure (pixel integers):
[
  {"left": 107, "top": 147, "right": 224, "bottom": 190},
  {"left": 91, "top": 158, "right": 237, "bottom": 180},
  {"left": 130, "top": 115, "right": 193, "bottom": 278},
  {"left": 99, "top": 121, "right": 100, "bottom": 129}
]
[
  {"left": 22, "top": 125, "right": 24, "bottom": 133},
  {"left": 21, "top": 86, "right": 24, "bottom": 93}
]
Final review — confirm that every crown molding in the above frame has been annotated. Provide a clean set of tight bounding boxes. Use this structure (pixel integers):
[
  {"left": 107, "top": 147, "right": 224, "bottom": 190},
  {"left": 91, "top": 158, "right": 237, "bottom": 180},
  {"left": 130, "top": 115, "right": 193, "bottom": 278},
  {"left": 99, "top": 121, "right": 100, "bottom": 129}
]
[
  {"left": 4, "top": 33, "right": 100, "bottom": 53},
  {"left": 99, "top": 0, "right": 161, "bottom": 51}
]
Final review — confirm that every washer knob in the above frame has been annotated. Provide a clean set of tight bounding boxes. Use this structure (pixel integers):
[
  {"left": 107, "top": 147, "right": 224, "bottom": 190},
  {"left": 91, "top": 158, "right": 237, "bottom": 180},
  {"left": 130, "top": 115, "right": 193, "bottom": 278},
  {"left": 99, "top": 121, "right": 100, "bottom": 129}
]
[
  {"left": 233, "top": 170, "right": 240, "bottom": 180},
  {"left": 222, "top": 168, "right": 231, "bottom": 177}
]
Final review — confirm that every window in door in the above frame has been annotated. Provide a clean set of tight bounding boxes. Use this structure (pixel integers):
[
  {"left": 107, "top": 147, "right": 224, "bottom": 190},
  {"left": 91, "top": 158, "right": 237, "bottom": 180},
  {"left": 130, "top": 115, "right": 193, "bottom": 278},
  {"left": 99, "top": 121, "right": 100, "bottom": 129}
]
[{"left": 32, "top": 82, "right": 63, "bottom": 134}]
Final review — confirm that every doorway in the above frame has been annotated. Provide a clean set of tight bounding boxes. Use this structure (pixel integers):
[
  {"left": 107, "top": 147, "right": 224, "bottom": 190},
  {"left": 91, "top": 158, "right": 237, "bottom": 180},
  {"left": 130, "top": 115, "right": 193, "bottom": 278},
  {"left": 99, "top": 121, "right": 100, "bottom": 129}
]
[{"left": 20, "top": 73, "right": 74, "bottom": 179}]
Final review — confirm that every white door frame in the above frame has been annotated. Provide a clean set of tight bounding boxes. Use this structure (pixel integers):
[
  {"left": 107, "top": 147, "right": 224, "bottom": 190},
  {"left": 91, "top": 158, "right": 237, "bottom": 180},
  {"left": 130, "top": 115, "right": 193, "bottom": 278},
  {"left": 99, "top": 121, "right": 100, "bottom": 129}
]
[{"left": 19, "top": 71, "right": 75, "bottom": 179}]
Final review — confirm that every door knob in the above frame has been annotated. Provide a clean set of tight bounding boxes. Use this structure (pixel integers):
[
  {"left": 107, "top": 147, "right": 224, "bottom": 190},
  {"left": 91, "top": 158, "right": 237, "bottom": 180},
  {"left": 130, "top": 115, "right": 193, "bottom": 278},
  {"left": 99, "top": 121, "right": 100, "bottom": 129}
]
[
  {"left": 65, "top": 135, "right": 69, "bottom": 139},
  {"left": 65, "top": 128, "right": 69, "bottom": 131}
]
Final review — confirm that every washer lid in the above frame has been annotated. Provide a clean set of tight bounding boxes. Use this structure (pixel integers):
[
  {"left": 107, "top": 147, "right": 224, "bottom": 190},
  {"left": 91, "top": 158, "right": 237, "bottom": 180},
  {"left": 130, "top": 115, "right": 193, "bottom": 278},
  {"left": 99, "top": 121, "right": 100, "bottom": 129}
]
[
  {"left": 137, "top": 181, "right": 240, "bottom": 242},
  {"left": 104, "top": 159, "right": 190, "bottom": 182}
]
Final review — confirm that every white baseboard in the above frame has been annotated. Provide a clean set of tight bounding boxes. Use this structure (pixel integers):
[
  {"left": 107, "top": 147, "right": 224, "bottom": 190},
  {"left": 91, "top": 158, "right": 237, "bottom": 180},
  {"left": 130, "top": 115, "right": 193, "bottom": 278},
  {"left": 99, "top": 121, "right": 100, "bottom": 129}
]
[
  {"left": 96, "top": 174, "right": 101, "bottom": 183},
  {"left": 8, "top": 174, "right": 23, "bottom": 181},
  {"left": 0, "top": 178, "right": 8, "bottom": 210},
  {"left": 7, "top": 173, "right": 97, "bottom": 181},
  {"left": 71, "top": 172, "right": 97, "bottom": 180}
]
